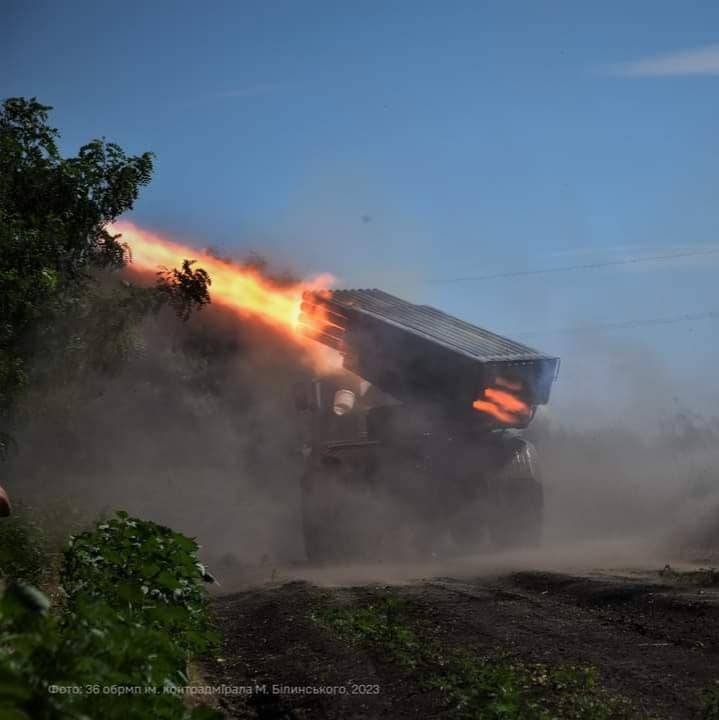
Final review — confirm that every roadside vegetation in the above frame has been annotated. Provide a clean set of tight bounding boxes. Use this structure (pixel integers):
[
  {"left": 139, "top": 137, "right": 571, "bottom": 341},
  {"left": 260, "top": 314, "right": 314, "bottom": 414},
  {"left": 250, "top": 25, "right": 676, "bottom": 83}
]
[
  {"left": 313, "top": 595, "right": 641, "bottom": 720},
  {"left": 703, "top": 683, "right": 719, "bottom": 720},
  {"left": 0, "top": 97, "right": 221, "bottom": 719},
  {"left": 0, "top": 511, "right": 220, "bottom": 719},
  {"left": 658, "top": 564, "right": 719, "bottom": 588}
]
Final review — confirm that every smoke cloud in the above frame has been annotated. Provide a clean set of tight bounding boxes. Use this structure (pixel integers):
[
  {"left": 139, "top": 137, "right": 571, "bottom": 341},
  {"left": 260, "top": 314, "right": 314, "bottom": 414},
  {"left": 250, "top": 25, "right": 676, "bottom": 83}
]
[
  {"left": 4, "top": 273, "right": 313, "bottom": 575},
  {"left": 4, "top": 267, "right": 718, "bottom": 583}
]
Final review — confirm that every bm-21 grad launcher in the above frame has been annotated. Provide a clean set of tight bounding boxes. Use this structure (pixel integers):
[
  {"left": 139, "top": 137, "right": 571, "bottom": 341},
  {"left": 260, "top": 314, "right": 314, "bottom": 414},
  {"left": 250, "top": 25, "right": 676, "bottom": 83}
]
[{"left": 294, "top": 288, "right": 560, "bottom": 563}]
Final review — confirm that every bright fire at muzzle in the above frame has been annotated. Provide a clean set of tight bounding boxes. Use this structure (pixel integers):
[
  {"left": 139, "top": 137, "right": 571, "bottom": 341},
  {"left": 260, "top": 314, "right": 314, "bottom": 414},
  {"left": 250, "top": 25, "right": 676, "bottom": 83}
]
[{"left": 110, "top": 222, "right": 339, "bottom": 371}]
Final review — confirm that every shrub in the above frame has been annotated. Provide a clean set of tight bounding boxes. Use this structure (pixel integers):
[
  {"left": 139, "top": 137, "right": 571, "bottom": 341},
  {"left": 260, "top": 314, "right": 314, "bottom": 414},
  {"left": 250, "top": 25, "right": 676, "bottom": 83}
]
[
  {"left": 0, "top": 511, "right": 220, "bottom": 720},
  {"left": 61, "top": 510, "right": 217, "bottom": 654}
]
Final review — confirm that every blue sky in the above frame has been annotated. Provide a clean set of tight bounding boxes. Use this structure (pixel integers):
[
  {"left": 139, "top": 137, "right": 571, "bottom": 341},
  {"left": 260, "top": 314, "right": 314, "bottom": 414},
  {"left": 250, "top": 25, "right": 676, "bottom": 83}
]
[{"left": 4, "top": 0, "right": 719, "bottom": 424}]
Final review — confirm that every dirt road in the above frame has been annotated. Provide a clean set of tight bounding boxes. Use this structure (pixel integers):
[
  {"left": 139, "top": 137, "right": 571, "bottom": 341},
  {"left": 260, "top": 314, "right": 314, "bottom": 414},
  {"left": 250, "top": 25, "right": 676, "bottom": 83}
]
[{"left": 202, "top": 565, "right": 719, "bottom": 719}]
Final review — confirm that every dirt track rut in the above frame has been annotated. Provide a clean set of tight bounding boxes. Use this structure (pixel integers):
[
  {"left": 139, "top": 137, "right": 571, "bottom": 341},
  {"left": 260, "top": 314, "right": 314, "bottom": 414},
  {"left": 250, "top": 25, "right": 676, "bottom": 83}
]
[{"left": 203, "top": 569, "right": 719, "bottom": 719}]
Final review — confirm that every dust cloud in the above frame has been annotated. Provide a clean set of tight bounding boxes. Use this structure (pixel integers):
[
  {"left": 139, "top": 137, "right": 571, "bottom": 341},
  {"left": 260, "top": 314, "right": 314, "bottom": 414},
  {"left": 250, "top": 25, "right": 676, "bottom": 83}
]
[
  {"left": 3, "top": 269, "right": 718, "bottom": 585},
  {"left": 4, "top": 276, "right": 312, "bottom": 572},
  {"left": 528, "top": 333, "right": 719, "bottom": 565}
]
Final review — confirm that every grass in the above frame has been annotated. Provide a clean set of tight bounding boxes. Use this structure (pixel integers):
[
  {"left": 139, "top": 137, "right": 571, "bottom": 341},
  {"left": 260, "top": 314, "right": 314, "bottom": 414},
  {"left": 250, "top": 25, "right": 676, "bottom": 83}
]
[
  {"left": 703, "top": 682, "right": 719, "bottom": 720},
  {"left": 313, "top": 595, "right": 640, "bottom": 720},
  {"left": 658, "top": 564, "right": 719, "bottom": 588},
  {"left": 313, "top": 596, "right": 420, "bottom": 669}
]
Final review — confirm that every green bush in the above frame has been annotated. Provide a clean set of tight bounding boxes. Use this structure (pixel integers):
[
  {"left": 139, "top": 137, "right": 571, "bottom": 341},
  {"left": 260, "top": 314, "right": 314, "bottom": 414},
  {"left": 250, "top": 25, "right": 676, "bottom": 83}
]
[
  {"left": 0, "top": 581, "right": 67, "bottom": 720},
  {"left": 0, "top": 512, "right": 220, "bottom": 720},
  {"left": 61, "top": 511, "right": 217, "bottom": 655}
]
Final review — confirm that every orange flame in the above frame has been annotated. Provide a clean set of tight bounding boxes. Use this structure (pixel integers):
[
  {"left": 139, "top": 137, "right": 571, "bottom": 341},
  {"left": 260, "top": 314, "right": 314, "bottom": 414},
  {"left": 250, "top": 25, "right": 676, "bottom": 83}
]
[
  {"left": 473, "top": 387, "right": 530, "bottom": 425},
  {"left": 110, "top": 221, "right": 341, "bottom": 372}
]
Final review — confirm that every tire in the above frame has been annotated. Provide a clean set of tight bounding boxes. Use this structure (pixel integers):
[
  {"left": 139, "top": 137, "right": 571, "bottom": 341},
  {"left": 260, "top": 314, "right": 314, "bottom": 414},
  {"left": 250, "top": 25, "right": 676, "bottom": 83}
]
[
  {"left": 450, "top": 485, "right": 489, "bottom": 553},
  {"left": 487, "top": 439, "right": 543, "bottom": 549},
  {"left": 301, "top": 453, "right": 384, "bottom": 564}
]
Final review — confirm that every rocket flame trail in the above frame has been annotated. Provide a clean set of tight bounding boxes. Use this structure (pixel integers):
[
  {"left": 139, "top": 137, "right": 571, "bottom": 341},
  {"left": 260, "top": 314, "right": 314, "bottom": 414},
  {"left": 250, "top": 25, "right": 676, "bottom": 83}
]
[{"left": 110, "top": 221, "right": 341, "bottom": 372}]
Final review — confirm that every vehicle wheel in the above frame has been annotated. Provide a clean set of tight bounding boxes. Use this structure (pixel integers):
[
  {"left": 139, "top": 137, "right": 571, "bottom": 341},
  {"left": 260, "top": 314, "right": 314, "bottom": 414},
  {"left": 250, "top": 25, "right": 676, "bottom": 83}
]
[
  {"left": 487, "top": 440, "right": 543, "bottom": 549},
  {"left": 301, "top": 459, "right": 384, "bottom": 564},
  {"left": 450, "top": 490, "right": 489, "bottom": 553}
]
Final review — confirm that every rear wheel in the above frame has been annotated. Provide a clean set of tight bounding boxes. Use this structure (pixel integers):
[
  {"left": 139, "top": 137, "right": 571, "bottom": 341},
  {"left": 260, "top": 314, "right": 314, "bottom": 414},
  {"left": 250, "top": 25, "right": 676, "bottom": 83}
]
[
  {"left": 301, "top": 464, "right": 345, "bottom": 564},
  {"left": 487, "top": 440, "right": 543, "bottom": 549},
  {"left": 301, "top": 452, "right": 386, "bottom": 564}
]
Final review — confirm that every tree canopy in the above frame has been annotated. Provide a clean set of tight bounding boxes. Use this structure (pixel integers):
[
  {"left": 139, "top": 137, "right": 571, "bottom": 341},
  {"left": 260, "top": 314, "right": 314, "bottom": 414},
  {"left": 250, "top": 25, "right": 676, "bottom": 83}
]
[{"left": 0, "top": 97, "right": 210, "bottom": 455}]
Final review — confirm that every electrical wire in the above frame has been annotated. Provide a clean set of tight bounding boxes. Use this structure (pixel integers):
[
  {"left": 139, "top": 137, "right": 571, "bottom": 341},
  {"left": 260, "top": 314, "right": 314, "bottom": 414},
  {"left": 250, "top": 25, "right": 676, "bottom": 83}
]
[
  {"left": 433, "top": 247, "right": 719, "bottom": 283},
  {"left": 516, "top": 310, "right": 719, "bottom": 338}
]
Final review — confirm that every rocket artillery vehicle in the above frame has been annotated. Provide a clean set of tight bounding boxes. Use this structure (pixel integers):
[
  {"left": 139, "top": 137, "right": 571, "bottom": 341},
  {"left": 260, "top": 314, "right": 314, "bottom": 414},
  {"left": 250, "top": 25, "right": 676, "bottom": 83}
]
[{"left": 294, "top": 289, "right": 560, "bottom": 562}]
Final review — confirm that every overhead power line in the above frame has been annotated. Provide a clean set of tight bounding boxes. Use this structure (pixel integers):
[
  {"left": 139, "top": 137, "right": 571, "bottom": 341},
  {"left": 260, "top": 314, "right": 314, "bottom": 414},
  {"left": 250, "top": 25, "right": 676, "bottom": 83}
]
[
  {"left": 433, "top": 247, "right": 719, "bottom": 283},
  {"left": 516, "top": 310, "right": 719, "bottom": 338}
]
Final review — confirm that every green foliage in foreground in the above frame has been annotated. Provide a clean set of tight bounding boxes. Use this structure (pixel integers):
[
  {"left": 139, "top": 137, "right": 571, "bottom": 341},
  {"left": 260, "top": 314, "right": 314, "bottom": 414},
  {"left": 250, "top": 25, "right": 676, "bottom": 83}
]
[
  {"left": 62, "top": 510, "right": 218, "bottom": 655},
  {"left": 0, "top": 512, "right": 220, "bottom": 720},
  {"left": 314, "top": 596, "right": 636, "bottom": 720},
  {"left": 704, "top": 682, "right": 719, "bottom": 720},
  {"left": 430, "top": 653, "right": 633, "bottom": 720}
]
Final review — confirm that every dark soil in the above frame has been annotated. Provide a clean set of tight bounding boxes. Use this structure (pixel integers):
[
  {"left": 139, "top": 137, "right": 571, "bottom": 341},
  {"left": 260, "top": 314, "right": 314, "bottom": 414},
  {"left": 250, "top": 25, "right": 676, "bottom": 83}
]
[{"left": 202, "top": 570, "right": 719, "bottom": 719}]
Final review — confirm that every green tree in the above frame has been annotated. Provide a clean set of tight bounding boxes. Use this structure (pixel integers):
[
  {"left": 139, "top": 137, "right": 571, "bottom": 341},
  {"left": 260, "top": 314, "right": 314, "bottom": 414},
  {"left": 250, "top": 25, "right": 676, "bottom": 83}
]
[{"left": 0, "top": 97, "right": 210, "bottom": 456}]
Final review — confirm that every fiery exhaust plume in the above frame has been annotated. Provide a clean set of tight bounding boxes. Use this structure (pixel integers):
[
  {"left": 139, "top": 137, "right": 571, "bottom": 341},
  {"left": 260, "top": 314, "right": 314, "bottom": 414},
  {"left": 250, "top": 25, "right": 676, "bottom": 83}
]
[
  {"left": 473, "top": 386, "right": 531, "bottom": 425},
  {"left": 111, "top": 222, "right": 340, "bottom": 371}
]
